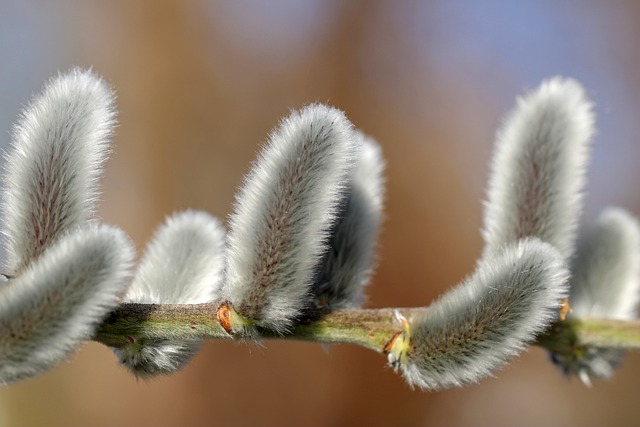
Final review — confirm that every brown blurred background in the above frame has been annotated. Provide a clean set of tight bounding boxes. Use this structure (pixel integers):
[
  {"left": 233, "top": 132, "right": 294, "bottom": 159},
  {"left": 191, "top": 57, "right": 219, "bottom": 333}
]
[{"left": 1, "top": 1, "right": 640, "bottom": 426}]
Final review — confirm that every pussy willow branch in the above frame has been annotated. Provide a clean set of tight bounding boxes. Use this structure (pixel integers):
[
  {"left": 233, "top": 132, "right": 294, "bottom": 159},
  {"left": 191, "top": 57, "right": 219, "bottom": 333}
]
[{"left": 93, "top": 303, "right": 640, "bottom": 356}]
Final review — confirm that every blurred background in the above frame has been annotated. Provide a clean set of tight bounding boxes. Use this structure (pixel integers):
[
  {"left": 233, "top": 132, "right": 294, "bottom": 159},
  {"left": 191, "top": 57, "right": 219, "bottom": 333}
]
[{"left": 1, "top": 1, "right": 640, "bottom": 426}]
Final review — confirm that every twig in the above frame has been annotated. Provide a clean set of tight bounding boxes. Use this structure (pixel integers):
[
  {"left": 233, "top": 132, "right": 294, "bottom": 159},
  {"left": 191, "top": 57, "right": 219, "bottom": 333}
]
[{"left": 93, "top": 304, "right": 640, "bottom": 358}]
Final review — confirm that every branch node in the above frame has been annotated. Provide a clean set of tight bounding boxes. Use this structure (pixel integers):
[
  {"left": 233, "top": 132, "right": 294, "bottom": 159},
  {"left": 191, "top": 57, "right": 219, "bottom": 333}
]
[{"left": 385, "top": 311, "right": 411, "bottom": 370}]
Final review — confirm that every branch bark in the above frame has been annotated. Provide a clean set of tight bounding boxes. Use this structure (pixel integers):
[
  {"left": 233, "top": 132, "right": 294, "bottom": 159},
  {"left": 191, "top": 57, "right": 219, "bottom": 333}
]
[{"left": 93, "top": 303, "right": 640, "bottom": 358}]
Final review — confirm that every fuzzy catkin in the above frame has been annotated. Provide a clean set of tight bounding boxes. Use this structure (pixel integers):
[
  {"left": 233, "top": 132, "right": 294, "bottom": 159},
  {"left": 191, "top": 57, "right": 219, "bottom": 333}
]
[
  {"left": 0, "top": 225, "right": 134, "bottom": 385},
  {"left": 2, "top": 69, "right": 116, "bottom": 274},
  {"left": 552, "top": 207, "right": 640, "bottom": 384},
  {"left": 115, "top": 211, "right": 226, "bottom": 377},
  {"left": 401, "top": 239, "right": 568, "bottom": 390},
  {"left": 309, "top": 132, "right": 385, "bottom": 315},
  {"left": 570, "top": 208, "right": 640, "bottom": 321},
  {"left": 223, "top": 104, "right": 358, "bottom": 333},
  {"left": 483, "top": 77, "right": 594, "bottom": 259}
]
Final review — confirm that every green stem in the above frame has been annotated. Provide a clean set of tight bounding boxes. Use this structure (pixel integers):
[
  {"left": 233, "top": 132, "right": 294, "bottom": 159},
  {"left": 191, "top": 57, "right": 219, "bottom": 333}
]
[
  {"left": 95, "top": 303, "right": 228, "bottom": 348},
  {"left": 93, "top": 303, "right": 640, "bottom": 356},
  {"left": 537, "top": 317, "right": 640, "bottom": 354},
  {"left": 94, "top": 304, "right": 423, "bottom": 352},
  {"left": 281, "top": 308, "right": 422, "bottom": 351}
]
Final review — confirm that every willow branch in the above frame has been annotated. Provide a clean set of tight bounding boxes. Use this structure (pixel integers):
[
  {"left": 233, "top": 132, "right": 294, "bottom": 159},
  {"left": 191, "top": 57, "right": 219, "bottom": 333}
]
[
  {"left": 93, "top": 303, "right": 640, "bottom": 358},
  {"left": 538, "top": 317, "right": 640, "bottom": 354},
  {"left": 95, "top": 303, "right": 419, "bottom": 352}
]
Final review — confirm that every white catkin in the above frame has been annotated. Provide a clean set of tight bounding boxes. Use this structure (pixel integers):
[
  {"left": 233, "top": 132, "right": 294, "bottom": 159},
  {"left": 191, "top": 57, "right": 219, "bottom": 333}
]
[
  {"left": 0, "top": 225, "right": 134, "bottom": 385},
  {"left": 126, "top": 210, "right": 225, "bottom": 304},
  {"left": 401, "top": 239, "right": 568, "bottom": 390},
  {"left": 114, "top": 211, "right": 225, "bottom": 377},
  {"left": 309, "top": 132, "right": 385, "bottom": 314},
  {"left": 570, "top": 208, "right": 640, "bottom": 320},
  {"left": 482, "top": 77, "right": 594, "bottom": 259},
  {"left": 223, "top": 104, "right": 358, "bottom": 333},
  {"left": 552, "top": 207, "right": 640, "bottom": 384},
  {"left": 2, "top": 68, "right": 116, "bottom": 274}
]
